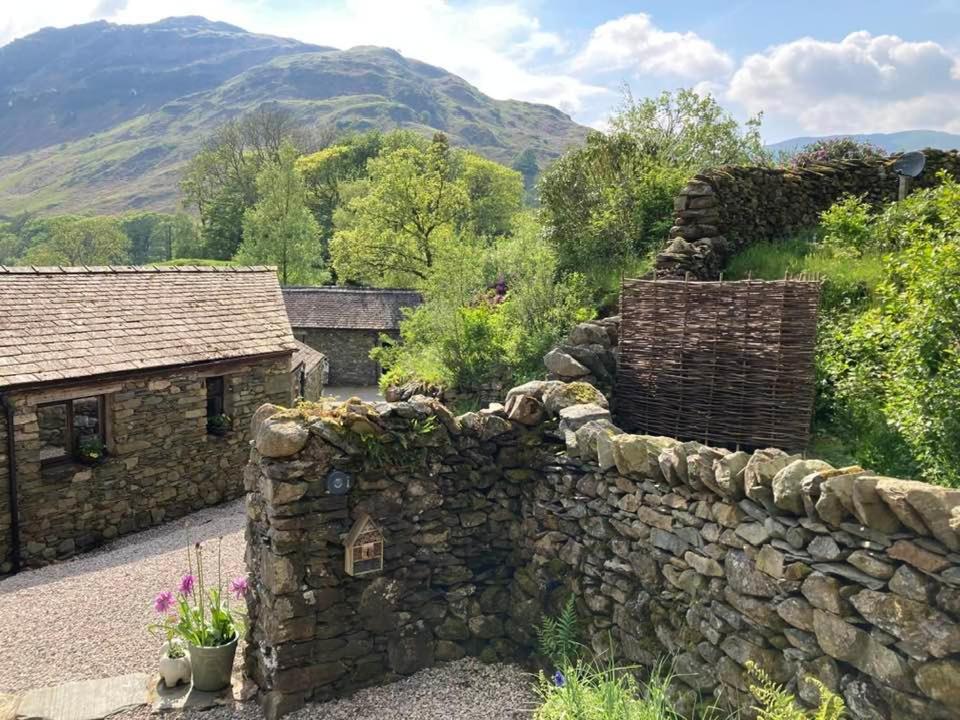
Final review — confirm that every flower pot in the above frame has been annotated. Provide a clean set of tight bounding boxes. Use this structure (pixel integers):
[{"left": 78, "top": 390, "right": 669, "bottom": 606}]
[
  {"left": 158, "top": 645, "right": 191, "bottom": 688},
  {"left": 188, "top": 637, "right": 237, "bottom": 692}
]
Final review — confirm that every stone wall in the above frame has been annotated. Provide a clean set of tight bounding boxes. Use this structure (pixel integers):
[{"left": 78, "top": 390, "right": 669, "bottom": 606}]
[
  {"left": 1, "top": 355, "right": 291, "bottom": 571},
  {"left": 657, "top": 149, "right": 960, "bottom": 279},
  {"left": 0, "top": 414, "right": 9, "bottom": 573},
  {"left": 246, "top": 382, "right": 960, "bottom": 720},
  {"left": 294, "top": 328, "right": 391, "bottom": 386}
]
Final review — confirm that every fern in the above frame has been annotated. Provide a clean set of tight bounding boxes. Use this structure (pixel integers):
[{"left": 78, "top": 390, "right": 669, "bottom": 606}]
[
  {"left": 536, "top": 595, "right": 581, "bottom": 668},
  {"left": 746, "top": 661, "right": 845, "bottom": 720}
]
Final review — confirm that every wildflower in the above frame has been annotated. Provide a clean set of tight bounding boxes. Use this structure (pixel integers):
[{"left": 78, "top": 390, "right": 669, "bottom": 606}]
[
  {"left": 153, "top": 591, "right": 174, "bottom": 614},
  {"left": 178, "top": 574, "right": 196, "bottom": 595},
  {"left": 553, "top": 671, "right": 565, "bottom": 687},
  {"left": 229, "top": 576, "right": 249, "bottom": 600}
]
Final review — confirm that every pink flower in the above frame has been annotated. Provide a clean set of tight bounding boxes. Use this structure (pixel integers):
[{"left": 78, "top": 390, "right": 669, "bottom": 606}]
[
  {"left": 229, "top": 576, "right": 249, "bottom": 600},
  {"left": 154, "top": 591, "right": 174, "bottom": 614},
  {"left": 178, "top": 574, "right": 196, "bottom": 596}
]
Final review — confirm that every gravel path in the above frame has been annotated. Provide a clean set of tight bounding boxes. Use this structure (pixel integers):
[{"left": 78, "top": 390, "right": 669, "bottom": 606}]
[
  {"left": 0, "top": 500, "right": 246, "bottom": 693},
  {"left": 113, "top": 659, "right": 535, "bottom": 720}
]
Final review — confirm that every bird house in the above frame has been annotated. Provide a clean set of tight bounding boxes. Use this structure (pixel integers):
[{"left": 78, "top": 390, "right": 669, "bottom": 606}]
[{"left": 344, "top": 513, "right": 384, "bottom": 577}]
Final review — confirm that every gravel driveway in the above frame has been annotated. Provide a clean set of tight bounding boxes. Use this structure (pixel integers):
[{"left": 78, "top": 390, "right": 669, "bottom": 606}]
[{"left": 0, "top": 500, "right": 247, "bottom": 693}]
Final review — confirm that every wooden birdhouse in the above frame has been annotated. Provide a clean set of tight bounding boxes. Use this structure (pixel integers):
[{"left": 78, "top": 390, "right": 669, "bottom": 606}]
[{"left": 344, "top": 513, "right": 384, "bottom": 577}]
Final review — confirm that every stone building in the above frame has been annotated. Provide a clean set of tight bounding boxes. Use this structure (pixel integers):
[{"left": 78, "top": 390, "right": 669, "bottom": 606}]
[
  {"left": 282, "top": 287, "right": 421, "bottom": 386},
  {"left": 0, "top": 265, "right": 298, "bottom": 573},
  {"left": 290, "top": 340, "right": 329, "bottom": 402}
]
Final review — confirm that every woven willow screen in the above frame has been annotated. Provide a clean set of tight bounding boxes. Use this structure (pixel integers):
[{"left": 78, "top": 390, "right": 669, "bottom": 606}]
[{"left": 616, "top": 278, "right": 821, "bottom": 451}]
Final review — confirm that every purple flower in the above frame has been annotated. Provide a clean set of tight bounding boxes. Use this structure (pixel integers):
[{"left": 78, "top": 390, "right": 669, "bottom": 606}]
[
  {"left": 178, "top": 574, "right": 196, "bottom": 596},
  {"left": 153, "top": 591, "right": 174, "bottom": 614},
  {"left": 229, "top": 576, "right": 249, "bottom": 600},
  {"left": 553, "top": 671, "right": 565, "bottom": 687}
]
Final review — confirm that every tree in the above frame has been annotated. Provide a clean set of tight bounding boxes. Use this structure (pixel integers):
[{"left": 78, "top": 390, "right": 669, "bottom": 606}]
[
  {"left": 22, "top": 216, "right": 130, "bottom": 265},
  {"left": 119, "top": 212, "right": 198, "bottom": 263},
  {"left": 181, "top": 107, "right": 300, "bottom": 259},
  {"left": 330, "top": 133, "right": 468, "bottom": 286},
  {"left": 236, "top": 142, "right": 324, "bottom": 285},
  {"left": 460, "top": 152, "right": 523, "bottom": 237},
  {"left": 512, "top": 147, "right": 539, "bottom": 202}
]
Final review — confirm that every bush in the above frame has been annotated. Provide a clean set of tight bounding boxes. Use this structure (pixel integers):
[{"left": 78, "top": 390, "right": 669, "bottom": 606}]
[
  {"left": 785, "top": 137, "right": 887, "bottom": 168},
  {"left": 746, "top": 661, "right": 845, "bottom": 720}
]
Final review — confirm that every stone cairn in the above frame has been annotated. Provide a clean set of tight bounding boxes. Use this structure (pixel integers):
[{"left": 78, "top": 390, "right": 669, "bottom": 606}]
[
  {"left": 245, "top": 370, "right": 960, "bottom": 719},
  {"left": 657, "top": 148, "right": 960, "bottom": 279}
]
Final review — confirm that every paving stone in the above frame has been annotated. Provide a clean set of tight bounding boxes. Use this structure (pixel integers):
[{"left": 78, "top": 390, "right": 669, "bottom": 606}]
[{"left": 16, "top": 674, "right": 149, "bottom": 720}]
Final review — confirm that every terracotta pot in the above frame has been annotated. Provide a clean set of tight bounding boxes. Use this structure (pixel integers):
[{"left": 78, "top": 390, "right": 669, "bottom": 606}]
[
  {"left": 158, "top": 643, "right": 191, "bottom": 688},
  {"left": 188, "top": 637, "right": 237, "bottom": 692}
]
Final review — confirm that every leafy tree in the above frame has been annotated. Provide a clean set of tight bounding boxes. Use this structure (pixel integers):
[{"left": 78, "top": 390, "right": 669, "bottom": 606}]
[
  {"left": 330, "top": 133, "right": 468, "bottom": 286},
  {"left": 236, "top": 142, "right": 325, "bottom": 285},
  {"left": 460, "top": 152, "right": 523, "bottom": 237},
  {"left": 786, "top": 137, "right": 887, "bottom": 168},
  {"left": 181, "top": 107, "right": 300, "bottom": 259},
  {"left": 540, "top": 88, "right": 768, "bottom": 289},
  {"left": 512, "top": 147, "right": 540, "bottom": 202},
  {"left": 22, "top": 216, "right": 130, "bottom": 265}
]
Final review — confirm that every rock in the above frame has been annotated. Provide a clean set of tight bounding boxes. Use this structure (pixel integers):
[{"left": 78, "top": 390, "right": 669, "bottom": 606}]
[
  {"left": 387, "top": 621, "right": 434, "bottom": 675},
  {"left": 658, "top": 443, "right": 692, "bottom": 486},
  {"left": 569, "top": 322, "right": 611, "bottom": 347},
  {"left": 756, "top": 545, "right": 785, "bottom": 578},
  {"left": 596, "top": 430, "right": 619, "bottom": 471},
  {"left": 797, "top": 656, "right": 839, "bottom": 707},
  {"left": 612, "top": 434, "right": 678, "bottom": 478},
  {"left": 808, "top": 535, "right": 843, "bottom": 561},
  {"left": 873, "top": 477, "right": 933, "bottom": 535},
  {"left": 776, "top": 597, "right": 815, "bottom": 631},
  {"left": 915, "top": 659, "right": 960, "bottom": 707},
  {"left": 880, "top": 480, "right": 960, "bottom": 551},
  {"left": 726, "top": 550, "right": 780, "bottom": 598},
  {"left": 841, "top": 679, "right": 888, "bottom": 720},
  {"left": 558, "top": 403, "right": 611, "bottom": 434},
  {"left": 543, "top": 349, "right": 589, "bottom": 378},
  {"left": 478, "top": 414, "right": 513, "bottom": 440},
  {"left": 888, "top": 540, "right": 951, "bottom": 573},
  {"left": 721, "top": 637, "right": 790, "bottom": 683},
  {"left": 801, "top": 466, "right": 861, "bottom": 516},
  {"left": 743, "top": 448, "right": 798, "bottom": 503},
  {"left": 542, "top": 381, "right": 608, "bottom": 416},
  {"left": 850, "top": 590, "right": 960, "bottom": 658},
  {"left": 572, "top": 420, "right": 622, "bottom": 462},
  {"left": 685, "top": 551, "right": 724, "bottom": 577},
  {"left": 256, "top": 417, "right": 310, "bottom": 458},
  {"left": 811, "top": 563, "right": 886, "bottom": 591},
  {"left": 846, "top": 550, "right": 895, "bottom": 580},
  {"left": 801, "top": 572, "right": 845, "bottom": 614},
  {"left": 772, "top": 459, "right": 832, "bottom": 514},
  {"left": 816, "top": 474, "right": 858, "bottom": 526},
  {"left": 812, "top": 610, "right": 914, "bottom": 691},
  {"left": 713, "top": 451, "right": 750, "bottom": 499},
  {"left": 735, "top": 523, "right": 771, "bottom": 546},
  {"left": 851, "top": 477, "right": 903, "bottom": 534},
  {"left": 250, "top": 403, "right": 283, "bottom": 437},
  {"left": 504, "top": 394, "right": 544, "bottom": 426},
  {"left": 889, "top": 565, "right": 937, "bottom": 602}
]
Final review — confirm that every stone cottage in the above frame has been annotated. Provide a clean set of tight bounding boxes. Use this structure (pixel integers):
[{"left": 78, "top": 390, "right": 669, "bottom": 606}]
[
  {"left": 282, "top": 287, "right": 421, "bottom": 386},
  {"left": 0, "top": 265, "right": 298, "bottom": 573}
]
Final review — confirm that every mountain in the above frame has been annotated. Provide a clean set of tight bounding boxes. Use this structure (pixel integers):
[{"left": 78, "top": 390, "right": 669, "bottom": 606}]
[
  {"left": 0, "top": 17, "right": 589, "bottom": 216},
  {"left": 767, "top": 130, "right": 960, "bottom": 155}
]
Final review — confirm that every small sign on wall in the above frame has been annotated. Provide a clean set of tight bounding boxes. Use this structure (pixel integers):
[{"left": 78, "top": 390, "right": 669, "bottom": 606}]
[{"left": 344, "top": 513, "right": 384, "bottom": 577}]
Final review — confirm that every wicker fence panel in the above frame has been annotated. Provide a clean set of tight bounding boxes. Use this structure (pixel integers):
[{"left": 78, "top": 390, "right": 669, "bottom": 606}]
[{"left": 616, "top": 278, "right": 821, "bottom": 451}]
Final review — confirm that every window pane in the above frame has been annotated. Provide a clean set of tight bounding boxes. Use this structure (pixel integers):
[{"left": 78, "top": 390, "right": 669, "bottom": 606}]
[
  {"left": 206, "top": 376, "right": 225, "bottom": 418},
  {"left": 38, "top": 403, "right": 69, "bottom": 462},
  {"left": 72, "top": 396, "right": 101, "bottom": 444}
]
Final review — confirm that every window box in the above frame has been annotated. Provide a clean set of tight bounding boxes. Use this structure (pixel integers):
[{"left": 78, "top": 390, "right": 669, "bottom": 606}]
[{"left": 38, "top": 395, "right": 107, "bottom": 466}]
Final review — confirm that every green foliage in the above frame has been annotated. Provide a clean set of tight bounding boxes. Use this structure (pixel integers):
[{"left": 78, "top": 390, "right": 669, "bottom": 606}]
[
  {"left": 236, "top": 141, "right": 327, "bottom": 285},
  {"left": 536, "top": 596, "right": 581, "bottom": 668},
  {"left": 20, "top": 216, "right": 131, "bottom": 265},
  {"left": 534, "top": 659, "right": 696, "bottom": 720},
  {"left": 746, "top": 661, "right": 845, "bottom": 720},
  {"left": 784, "top": 137, "right": 887, "bottom": 168},
  {"left": 540, "top": 88, "right": 767, "bottom": 291},
  {"left": 120, "top": 212, "right": 200, "bottom": 263}
]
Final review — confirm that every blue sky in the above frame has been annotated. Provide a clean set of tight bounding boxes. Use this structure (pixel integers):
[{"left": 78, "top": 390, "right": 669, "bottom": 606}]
[{"left": 5, "top": 1, "right": 960, "bottom": 141}]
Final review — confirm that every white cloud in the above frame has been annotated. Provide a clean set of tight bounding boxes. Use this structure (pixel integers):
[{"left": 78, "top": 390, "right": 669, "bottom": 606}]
[
  {"left": 726, "top": 31, "right": 960, "bottom": 134},
  {"left": 572, "top": 13, "right": 734, "bottom": 80}
]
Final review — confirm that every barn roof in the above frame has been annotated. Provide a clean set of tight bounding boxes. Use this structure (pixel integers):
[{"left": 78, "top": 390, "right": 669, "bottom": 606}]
[
  {"left": 0, "top": 265, "right": 296, "bottom": 390},
  {"left": 282, "top": 287, "right": 422, "bottom": 331}
]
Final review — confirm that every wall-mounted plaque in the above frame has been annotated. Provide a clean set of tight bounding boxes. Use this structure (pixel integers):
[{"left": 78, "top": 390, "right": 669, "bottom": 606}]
[
  {"left": 326, "top": 470, "right": 352, "bottom": 495},
  {"left": 344, "top": 513, "right": 384, "bottom": 577}
]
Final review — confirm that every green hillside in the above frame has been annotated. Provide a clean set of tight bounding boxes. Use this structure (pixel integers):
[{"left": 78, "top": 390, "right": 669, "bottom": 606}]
[{"left": 0, "top": 19, "right": 588, "bottom": 216}]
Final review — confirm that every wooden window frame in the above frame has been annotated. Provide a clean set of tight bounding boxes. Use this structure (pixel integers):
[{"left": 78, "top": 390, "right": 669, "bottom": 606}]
[{"left": 37, "top": 395, "right": 107, "bottom": 466}]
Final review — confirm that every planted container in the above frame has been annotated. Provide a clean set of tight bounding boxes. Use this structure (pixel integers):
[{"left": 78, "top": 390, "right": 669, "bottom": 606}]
[{"left": 188, "top": 636, "right": 237, "bottom": 691}]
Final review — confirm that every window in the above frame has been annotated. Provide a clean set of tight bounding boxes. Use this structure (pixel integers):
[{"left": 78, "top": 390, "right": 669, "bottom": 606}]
[
  {"left": 205, "top": 376, "right": 231, "bottom": 435},
  {"left": 37, "top": 396, "right": 105, "bottom": 465}
]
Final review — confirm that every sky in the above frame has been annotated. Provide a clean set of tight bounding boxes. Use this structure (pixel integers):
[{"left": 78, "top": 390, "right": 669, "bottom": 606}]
[{"left": 3, "top": 0, "right": 960, "bottom": 142}]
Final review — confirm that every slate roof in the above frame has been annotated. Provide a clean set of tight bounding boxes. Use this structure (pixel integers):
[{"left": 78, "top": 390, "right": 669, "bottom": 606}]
[
  {"left": 282, "top": 287, "right": 422, "bottom": 331},
  {"left": 0, "top": 266, "right": 296, "bottom": 390},
  {"left": 291, "top": 339, "right": 327, "bottom": 374}
]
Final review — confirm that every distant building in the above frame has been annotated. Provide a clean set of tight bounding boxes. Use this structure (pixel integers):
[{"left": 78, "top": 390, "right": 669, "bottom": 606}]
[
  {"left": 282, "top": 287, "right": 422, "bottom": 386},
  {"left": 0, "top": 265, "right": 310, "bottom": 572}
]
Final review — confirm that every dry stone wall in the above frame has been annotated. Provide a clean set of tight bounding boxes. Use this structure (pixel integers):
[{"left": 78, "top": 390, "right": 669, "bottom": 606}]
[
  {"left": 246, "top": 381, "right": 960, "bottom": 720},
  {"left": 657, "top": 149, "right": 960, "bottom": 279}
]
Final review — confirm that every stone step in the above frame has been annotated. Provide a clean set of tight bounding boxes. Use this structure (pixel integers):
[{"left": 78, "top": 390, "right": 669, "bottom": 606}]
[{"left": 15, "top": 674, "right": 150, "bottom": 720}]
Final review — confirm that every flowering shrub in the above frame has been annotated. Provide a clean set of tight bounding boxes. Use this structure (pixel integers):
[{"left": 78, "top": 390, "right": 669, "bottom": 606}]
[
  {"left": 150, "top": 540, "right": 248, "bottom": 650},
  {"left": 787, "top": 137, "right": 887, "bottom": 168}
]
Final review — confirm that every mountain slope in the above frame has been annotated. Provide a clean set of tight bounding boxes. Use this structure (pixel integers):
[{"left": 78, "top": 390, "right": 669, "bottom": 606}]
[
  {"left": 0, "top": 17, "right": 588, "bottom": 216},
  {"left": 767, "top": 130, "right": 960, "bottom": 155}
]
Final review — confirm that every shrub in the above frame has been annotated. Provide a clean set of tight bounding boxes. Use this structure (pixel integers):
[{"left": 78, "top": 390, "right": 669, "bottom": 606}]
[
  {"left": 746, "top": 661, "right": 845, "bottom": 720},
  {"left": 536, "top": 595, "right": 581, "bottom": 668},
  {"left": 786, "top": 137, "right": 887, "bottom": 168}
]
